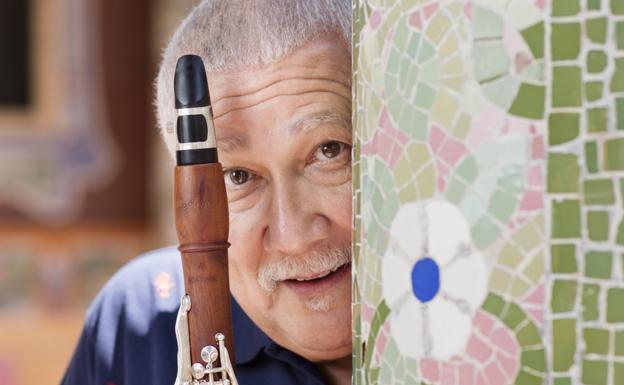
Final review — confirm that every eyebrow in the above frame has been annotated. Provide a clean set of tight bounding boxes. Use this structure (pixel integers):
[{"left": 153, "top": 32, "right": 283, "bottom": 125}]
[{"left": 217, "top": 109, "right": 351, "bottom": 153}]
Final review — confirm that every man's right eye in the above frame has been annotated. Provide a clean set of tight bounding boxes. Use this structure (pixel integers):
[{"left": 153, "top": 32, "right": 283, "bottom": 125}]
[{"left": 226, "top": 169, "right": 251, "bottom": 186}]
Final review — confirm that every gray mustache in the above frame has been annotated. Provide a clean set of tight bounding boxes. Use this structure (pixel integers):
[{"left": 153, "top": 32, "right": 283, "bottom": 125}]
[{"left": 257, "top": 245, "right": 352, "bottom": 292}]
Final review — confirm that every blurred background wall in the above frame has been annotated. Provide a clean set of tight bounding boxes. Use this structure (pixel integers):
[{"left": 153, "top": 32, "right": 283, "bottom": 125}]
[{"left": 0, "top": 0, "right": 199, "bottom": 383}]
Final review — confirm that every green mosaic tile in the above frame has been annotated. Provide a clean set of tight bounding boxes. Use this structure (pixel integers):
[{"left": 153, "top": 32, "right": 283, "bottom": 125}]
[
  {"left": 617, "top": 21, "right": 624, "bottom": 50},
  {"left": 587, "top": 51, "right": 608, "bottom": 74},
  {"left": 585, "top": 250, "right": 613, "bottom": 279},
  {"left": 583, "top": 284, "right": 600, "bottom": 321},
  {"left": 619, "top": 220, "right": 624, "bottom": 245},
  {"left": 587, "top": 107, "right": 608, "bottom": 133},
  {"left": 521, "top": 22, "right": 545, "bottom": 59},
  {"left": 620, "top": 178, "right": 624, "bottom": 205},
  {"left": 582, "top": 360, "right": 608, "bottom": 385},
  {"left": 553, "top": 0, "right": 580, "bottom": 15},
  {"left": 551, "top": 244, "right": 578, "bottom": 273},
  {"left": 490, "top": 189, "right": 518, "bottom": 222},
  {"left": 613, "top": 58, "right": 624, "bottom": 92},
  {"left": 553, "top": 318, "right": 576, "bottom": 371},
  {"left": 585, "top": 141, "right": 599, "bottom": 173},
  {"left": 521, "top": 348, "right": 546, "bottom": 372},
  {"left": 585, "top": 82, "right": 604, "bottom": 102},
  {"left": 605, "top": 138, "right": 624, "bottom": 171},
  {"left": 554, "top": 377, "right": 572, "bottom": 385},
  {"left": 614, "top": 363, "right": 624, "bottom": 385},
  {"left": 587, "top": 0, "right": 601, "bottom": 9},
  {"left": 509, "top": 83, "right": 545, "bottom": 119},
  {"left": 551, "top": 279, "right": 578, "bottom": 313},
  {"left": 549, "top": 113, "right": 580, "bottom": 146},
  {"left": 607, "top": 288, "right": 624, "bottom": 323},
  {"left": 612, "top": 0, "right": 624, "bottom": 14},
  {"left": 587, "top": 211, "right": 610, "bottom": 241},
  {"left": 482, "top": 293, "right": 505, "bottom": 316},
  {"left": 552, "top": 23, "right": 581, "bottom": 60},
  {"left": 586, "top": 17, "right": 608, "bottom": 44},
  {"left": 552, "top": 200, "right": 581, "bottom": 238},
  {"left": 553, "top": 66, "right": 582, "bottom": 107},
  {"left": 490, "top": 268, "right": 512, "bottom": 293},
  {"left": 515, "top": 370, "right": 543, "bottom": 385},
  {"left": 616, "top": 98, "right": 624, "bottom": 130},
  {"left": 516, "top": 321, "right": 541, "bottom": 346},
  {"left": 548, "top": 153, "right": 580, "bottom": 192},
  {"left": 583, "top": 328, "right": 610, "bottom": 355},
  {"left": 503, "top": 302, "right": 527, "bottom": 330},
  {"left": 587, "top": 0, "right": 602, "bottom": 10},
  {"left": 615, "top": 330, "right": 624, "bottom": 356},
  {"left": 584, "top": 179, "right": 615, "bottom": 205}
]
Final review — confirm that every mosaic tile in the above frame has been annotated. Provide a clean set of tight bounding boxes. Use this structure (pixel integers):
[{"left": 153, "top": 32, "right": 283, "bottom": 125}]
[
  {"left": 612, "top": 58, "right": 624, "bottom": 92},
  {"left": 616, "top": 98, "right": 624, "bottom": 130},
  {"left": 548, "top": 153, "right": 580, "bottom": 193},
  {"left": 606, "top": 288, "right": 624, "bottom": 323},
  {"left": 552, "top": 0, "right": 580, "bottom": 16},
  {"left": 582, "top": 284, "right": 600, "bottom": 321},
  {"left": 586, "top": 17, "right": 608, "bottom": 44},
  {"left": 552, "top": 318, "right": 576, "bottom": 371},
  {"left": 509, "top": 84, "right": 546, "bottom": 119},
  {"left": 549, "top": 113, "right": 580, "bottom": 146},
  {"left": 551, "top": 23, "right": 581, "bottom": 61},
  {"left": 587, "top": 211, "right": 609, "bottom": 241},
  {"left": 585, "top": 141, "right": 599, "bottom": 173},
  {"left": 551, "top": 244, "right": 578, "bottom": 273},
  {"left": 587, "top": 51, "right": 608, "bottom": 74},
  {"left": 582, "top": 360, "right": 608, "bottom": 385},
  {"left": 604, "top": 138, "right": 624, "bottom": 171},
  {"left": 615, "top": 330, "right": 624, "bottom": 355},
  {"left": 584, "top": 250, "right": 613, "bottom": 279},
  {"left": 583, "top": 179, "right": 615, "bottom": 205},
  {"left": 617, "top": 21, "right": 624, "bottom": 50},
  {"left": 552, "top": 200, "right": 581, "bottom": 238},
  {"left": 588, "top": 0, "right": 602, "bottom": 10},
  {"left": 587, "top": 107, "right": 608, "bottom": 132},
  {"left": 521, "top": 22, "right": 545, "bottom": 59},
  {"left": 583, "top": 328, "right": 609, "bottom": 355},
  {"left": 612, "top": 0, "right": 624, "bottom": 14},
  {"left": 551, "top": 279, "right": 577, "bottom": 313},
  {"left": 585, "top": 82, "right": 604, "bottom": 102},
  {"left": 553, "top": 66, "right": 582, "bottom": 107}
]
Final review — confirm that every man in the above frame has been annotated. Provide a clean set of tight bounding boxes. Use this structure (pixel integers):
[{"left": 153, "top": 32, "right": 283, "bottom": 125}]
[{"left": 61, "top": 1, "right": 352, "bottom": 384}]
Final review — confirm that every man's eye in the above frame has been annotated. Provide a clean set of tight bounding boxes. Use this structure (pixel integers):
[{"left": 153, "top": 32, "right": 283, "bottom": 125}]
[
  {"left": 227, "top": 169, "right": 250, "bottom": 185},
  {"left": 317, "top": 141, "right": 346, "bottom": 160}
]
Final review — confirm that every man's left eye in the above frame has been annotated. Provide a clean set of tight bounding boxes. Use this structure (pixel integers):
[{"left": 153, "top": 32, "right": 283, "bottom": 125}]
[{"left": 316, "top": 141, "right": 347, "bottom": 160}]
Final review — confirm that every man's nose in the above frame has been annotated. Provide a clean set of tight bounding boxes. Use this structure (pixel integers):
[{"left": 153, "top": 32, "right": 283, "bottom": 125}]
[{"left": 263, "top": 179, "right": 328, "bottom": 256}]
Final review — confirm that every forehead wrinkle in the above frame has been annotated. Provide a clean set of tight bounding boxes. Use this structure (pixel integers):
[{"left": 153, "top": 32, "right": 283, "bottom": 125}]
[{"left": 210, "top": 77, "right": 351, "bottom": 121}]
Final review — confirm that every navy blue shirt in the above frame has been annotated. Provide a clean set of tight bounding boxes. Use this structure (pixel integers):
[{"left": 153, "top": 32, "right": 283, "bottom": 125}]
[{"left": 61, "top": 247, "right": 328, "bottom": 385}]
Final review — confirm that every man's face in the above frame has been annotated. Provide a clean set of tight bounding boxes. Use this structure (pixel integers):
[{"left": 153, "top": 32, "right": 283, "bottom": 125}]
[{"left": 208, "top": 37, "right": 352, "bottom": 361}]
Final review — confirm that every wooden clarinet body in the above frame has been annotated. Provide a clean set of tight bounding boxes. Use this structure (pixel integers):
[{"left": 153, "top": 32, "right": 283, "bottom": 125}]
[{"left": 173, "top": 55, "right": 237, "bottom": 385}]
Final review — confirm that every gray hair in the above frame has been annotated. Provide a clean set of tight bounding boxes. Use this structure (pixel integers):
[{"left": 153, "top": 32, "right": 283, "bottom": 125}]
[{"left": 155, "top": 0, "right": 352, "bottom": 158}]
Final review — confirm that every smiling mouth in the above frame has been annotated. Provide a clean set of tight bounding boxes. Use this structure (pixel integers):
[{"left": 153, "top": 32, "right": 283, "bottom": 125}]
[{"left": 283, "top": 262, "right": 351, "bottom": 296}]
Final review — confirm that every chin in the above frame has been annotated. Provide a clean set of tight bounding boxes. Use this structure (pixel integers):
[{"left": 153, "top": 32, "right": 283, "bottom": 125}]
[{"left": 273, "top": 268, "right": 352, "bottom": 361}]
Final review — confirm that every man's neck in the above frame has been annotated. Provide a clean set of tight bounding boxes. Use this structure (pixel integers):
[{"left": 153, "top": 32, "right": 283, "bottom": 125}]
[{"left": 317, "top": 356, "right": 351, "bottom": 385}]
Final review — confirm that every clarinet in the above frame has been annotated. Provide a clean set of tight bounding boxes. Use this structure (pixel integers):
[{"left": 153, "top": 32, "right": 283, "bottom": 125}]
[{"left": 172, "top": 55, "right": 238, "bottom": 385}]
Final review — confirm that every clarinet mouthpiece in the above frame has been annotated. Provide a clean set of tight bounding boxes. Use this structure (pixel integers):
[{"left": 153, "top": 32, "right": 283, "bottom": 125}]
[
  {"left": 174, "top": 55, "right": 218, "bottom": 166},
  {"left": 175, "top": 55, "right": 210, "bottom": 109}
]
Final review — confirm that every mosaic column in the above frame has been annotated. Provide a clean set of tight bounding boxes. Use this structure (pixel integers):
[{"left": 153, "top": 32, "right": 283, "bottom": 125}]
[{"left": 353, "top": 0, "right": 624, "bottom": 384}]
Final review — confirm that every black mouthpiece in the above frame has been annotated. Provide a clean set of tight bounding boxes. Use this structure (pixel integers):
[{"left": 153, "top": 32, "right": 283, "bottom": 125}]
[{"left": 174, "top": 55, "right": 210, "bottom": 108}]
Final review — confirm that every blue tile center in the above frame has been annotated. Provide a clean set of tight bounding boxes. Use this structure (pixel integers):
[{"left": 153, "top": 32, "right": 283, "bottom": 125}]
[{"left": 411, "top": 257, "right": 440, "bottom": 303}]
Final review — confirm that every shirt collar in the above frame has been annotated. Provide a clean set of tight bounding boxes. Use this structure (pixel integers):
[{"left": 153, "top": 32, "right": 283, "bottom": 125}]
[{"left": 230, "top": 296, "right": 271, "bottom": 365}]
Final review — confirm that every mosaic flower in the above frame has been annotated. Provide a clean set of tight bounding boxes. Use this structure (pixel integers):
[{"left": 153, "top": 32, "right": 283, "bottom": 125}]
[{"left": 382, "top": 200, "right": 488, "bottom": 360}]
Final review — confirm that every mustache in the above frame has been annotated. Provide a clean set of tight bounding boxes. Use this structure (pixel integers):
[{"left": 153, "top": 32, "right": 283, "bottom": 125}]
[{"left": 257, "top": 245, "right": 352, "bottom": 293}]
